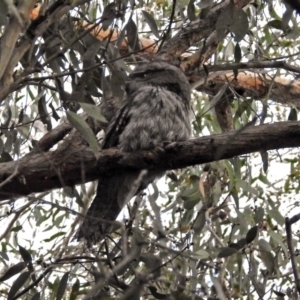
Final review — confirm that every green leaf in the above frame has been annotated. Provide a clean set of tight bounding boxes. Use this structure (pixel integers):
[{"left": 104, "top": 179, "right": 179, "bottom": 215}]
[
  {"left": 254, "top": 207, "right": 264, "bottom": 224},
  {"left": 0, "top": 262, "right": 26, "bottom": 282},
  {"left": 246, "top": 225, "right": 258, "bottom": 244},
  {"left": 273, "top": 290, "right": 286, "bottom": 298},
  {"left": 236, "top": 238, "right": 247, "bottom": 249},
  {"left": 19, "top": 245, "right": 32, "bottom": 263},
  {"left": 269, "top": 230, "right": 288, "bottom": 257},
  {"left": 101, "top": 2, "right": 116, "bottom": 30},
  {"left": 142, "top": 11, "right": 160, "bottom": 38},
  {"left": 126, "top": 18, "right": 140, "bottom": 51},
  {"left": 193, "top": 249, "right": 210, "bottom": 259},
  {"left": 267, "top": 19, "right": 283, "bottom": 30},
  {"left": 187, "top": 0, "right": 197, "bottom": 21},
  {"left": 268, "top": 209, "right": 285, "bottom": 226},
  {"left": 231, "top": 8, "right": 249, "bottom": 42},
  {"left": 260, "top": 150, "right": 269, "bottom": 173},
  {"left": 234, "top": 42, "right": 242, "bottom": 62},
  {"left": 69, "top": 278, "right": 80, "bottom": 300},
  {"left": 258, "top": 239, "right": 272, "bottom": 252},
  {"left": 66, "top": 111, "right": 99, "bottom": 155},
  {"left": 180, "top": 209, "right": 194, "bottom": 227},
  {"left": 288, "top": 107, "right": 297, "bottom": 121},
  {"left": 44, "top": 232, "right": 66, "bottom": 242},
  {"left": 217, "top": 247, "right": 238, "bottom": 258},
  {"left": 56, "top": 272, "right": 69, "bottom": 300},
  {"left": 216, "top": 3, "right": 234, "bottom": 40},
  {"left": 7, "top": 271, "right": 30, "bottom": 300},
  {"left": 260, "top": 251, "right": 275, "bottom": 273},
  {"left": 193, "top": 210, "right": 206, "bottom": 235}
]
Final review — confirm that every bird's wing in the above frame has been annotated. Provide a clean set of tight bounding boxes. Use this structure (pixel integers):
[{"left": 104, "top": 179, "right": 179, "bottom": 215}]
[{"left": 101, "top": 99, "right": 131, "bottom": 149}]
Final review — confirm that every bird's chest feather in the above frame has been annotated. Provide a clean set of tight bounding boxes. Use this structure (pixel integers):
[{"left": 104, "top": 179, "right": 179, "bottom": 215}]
[{"left": 118, "top": 86, "right": 190, "bottom": 152}]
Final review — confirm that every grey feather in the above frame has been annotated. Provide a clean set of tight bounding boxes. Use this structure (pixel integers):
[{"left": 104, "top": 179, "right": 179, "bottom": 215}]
[{"left": 76, "top": 61, "right": 191, "bottom": 245}]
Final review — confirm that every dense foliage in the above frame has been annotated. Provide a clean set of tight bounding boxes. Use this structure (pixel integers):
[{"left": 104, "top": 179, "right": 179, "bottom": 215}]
[{"left": 1, "top": 0, "right": 300, "bottom": 299}]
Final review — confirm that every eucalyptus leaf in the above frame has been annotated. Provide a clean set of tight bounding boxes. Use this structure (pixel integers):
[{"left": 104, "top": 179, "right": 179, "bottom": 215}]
[
  {"left": 231, "top": 8, "right": 249, "bottom": 42},
  {"left": 0, "top": 262, "right": 26, "bottom": 282},
  {"left": 18, "top": 245, "right": 32, "bottom": 263},
  {"left": 142, "top": 11, "right": 160, "bottom": 38},
  {"left": 66, "top": 111, "right": 99, "bottom": 155},
  {"left": 7, "top": 271, "right": 30, "bottom": 300},
  {"left": 80, "top": 103, "right": 107, "bottom": 123},
  {"left": 56, "top": 272, "right": 69, "bottom": 300},
  {"left": 126, "top": 18, "right": 140, "bottom": 51},
  {"left": 246, "top": 225, "right": 258, "bottom": 244},
  {"left": 218, "top": 247, "right": 238, "bottom": 258}
]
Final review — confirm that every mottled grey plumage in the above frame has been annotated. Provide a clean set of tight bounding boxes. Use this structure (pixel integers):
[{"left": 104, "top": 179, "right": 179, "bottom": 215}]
[{"left": 76, "top": 61, "right": 191, "bottom": 245}]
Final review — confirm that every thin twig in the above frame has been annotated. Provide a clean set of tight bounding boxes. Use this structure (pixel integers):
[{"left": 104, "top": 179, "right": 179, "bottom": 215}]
[
  {"left": 0, "top": 197, "right": 38, "bottom": 241},
  {"left": 12, "top": 267, "right": 53, "bottom": 300},
  {"left": 157, "top": 0, "right": 177, "bottom": 53},
  {"left": 0, "top": 165, "right": 19, "bottom": 189},
  {"left": 285, "top": 216, "right": 300, "bottom": 294}
]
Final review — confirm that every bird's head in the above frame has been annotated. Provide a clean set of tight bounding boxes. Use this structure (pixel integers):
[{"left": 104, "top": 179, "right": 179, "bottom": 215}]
[{"left": 126, "top": 61, "right": 191, "bottom": 104}]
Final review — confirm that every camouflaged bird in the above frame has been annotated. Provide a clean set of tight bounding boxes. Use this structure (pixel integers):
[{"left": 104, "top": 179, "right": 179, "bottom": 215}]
[{"left": 76, "top": 61, "right": 191, "bottom": 245}]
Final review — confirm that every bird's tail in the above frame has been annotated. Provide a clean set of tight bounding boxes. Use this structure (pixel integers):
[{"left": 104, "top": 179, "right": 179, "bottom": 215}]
[{"left": 75, "top": 170, "right": 148, "bottom": 246}]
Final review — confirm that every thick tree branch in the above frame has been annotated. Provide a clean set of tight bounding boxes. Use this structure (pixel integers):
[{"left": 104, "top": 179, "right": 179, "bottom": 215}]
[{"left": 0, "top": 121, "right": 300, "bottom": 201}]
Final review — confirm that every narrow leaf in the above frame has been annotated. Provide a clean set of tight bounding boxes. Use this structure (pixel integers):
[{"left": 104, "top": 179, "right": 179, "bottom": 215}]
[
  {"left": 69, "top": 278, "right": 80, "bottom": 300},
  {"left": 246, "top": 225, "right": 258, "bottom": 244},
  {"left": 254, "top": 207, "right": 264, "bottom": 224},
  {"left": 231, "top": 8, "right": 249, "bottom": 42},
  {"left": 102, "top": 2, "right": 116, "bottom": 30},
  {"left": 258, "top": 239, "right": 272, "bottom": 252},
  {"left": 218, "top": 247, "right": 238, "bottom": 258},
  {"left": 19, "top": 245, "right": 32, "bottom": 263},
  {"left": 273, "top": 290, "right": 286, "bottom": 298},
  {"left": 142, "top": 11, "right": 160, "bottom": 38},
  {"left": 236, "top": 238, "right": 247, "bottom": 249},
  {"left": 260, "top": 150, "right": 269, "bottom": 173},
  {"left": 216, "top": 3, "right": 234, "bottom": 40},
  {"left": 187, "top": 0, "right": 197, "bottom": 21},
  {"left": 66, "top": 111, "right": 99, "bottom": 155},
  {"left": 44, "top": 232, "right": 66, "bottom": 242},
  {"left": 234, "top": 43, "right": 242, "bottom": 62},
  {"left": 0, "top": 262, "right": 26, "bottom": 282},
  {"left": 80, "top": 103, "right": 107, "bottom": 123},
  {"left": 288, "top": 107, "right": 297, "bottom": 120},
  {"left": 7, "top": 271, "right": 30, "bottom": 300},
  {"left": 126, "top": 18, "right": 140, "bottom": 51},
  {"left": 56, "top": 272, "right": 69, "bottom": 300}
]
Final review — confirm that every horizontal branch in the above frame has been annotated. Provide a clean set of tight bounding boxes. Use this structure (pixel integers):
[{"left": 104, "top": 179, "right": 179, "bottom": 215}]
[{"left": 0, "top": 121, "right": 300, "bottom": 201}]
